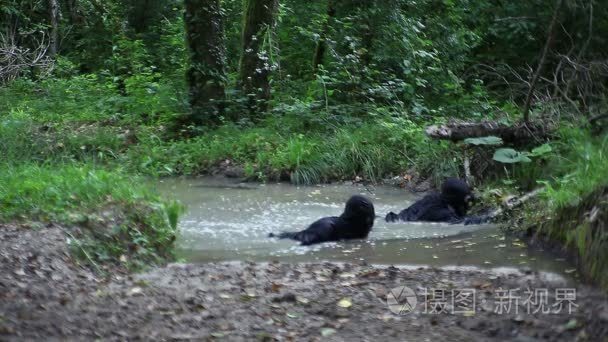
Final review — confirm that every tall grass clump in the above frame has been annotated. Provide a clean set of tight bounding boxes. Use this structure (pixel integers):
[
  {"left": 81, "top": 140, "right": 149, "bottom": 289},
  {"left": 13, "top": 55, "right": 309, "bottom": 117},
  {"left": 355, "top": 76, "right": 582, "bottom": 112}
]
[
  {"left": 536, "top": 128, "right": 608, "bottom": 289},
  {"left": 0, "top": 163, "right": 181, "bottom": 268}
]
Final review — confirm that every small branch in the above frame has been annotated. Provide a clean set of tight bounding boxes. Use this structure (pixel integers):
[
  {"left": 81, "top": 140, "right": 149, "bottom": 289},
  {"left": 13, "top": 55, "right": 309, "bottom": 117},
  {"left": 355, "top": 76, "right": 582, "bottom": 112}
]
[
  {"left": 0, "top": 32, "right": 54, "bottom": 84},
  {"left": 589, "top": 113, "right": 608, "bottom": 124},
  {"left": 493, "top": 16, "right": 534, "bottom": 22},
  {"left": 488, "top": 188, "right": 545, "bottom": 219},
  {"left": 463, "top": 152, "right": 473, "bottom": 185}
]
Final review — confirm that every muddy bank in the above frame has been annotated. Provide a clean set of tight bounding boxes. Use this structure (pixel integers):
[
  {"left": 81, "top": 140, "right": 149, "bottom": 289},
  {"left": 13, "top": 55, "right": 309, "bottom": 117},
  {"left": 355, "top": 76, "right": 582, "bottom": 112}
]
[
  {"left": 541, "top": 186, "right": 608, "bottom": 289},
  {"left": 1, "top": 224, "right": 608, "bottom": 341}
]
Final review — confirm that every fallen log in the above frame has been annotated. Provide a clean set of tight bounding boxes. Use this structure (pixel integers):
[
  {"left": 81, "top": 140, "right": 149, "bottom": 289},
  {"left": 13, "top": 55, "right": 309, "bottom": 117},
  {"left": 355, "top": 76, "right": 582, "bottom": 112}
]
[{"left": 425, "top": 121, "right": 550, "bottom": 144}]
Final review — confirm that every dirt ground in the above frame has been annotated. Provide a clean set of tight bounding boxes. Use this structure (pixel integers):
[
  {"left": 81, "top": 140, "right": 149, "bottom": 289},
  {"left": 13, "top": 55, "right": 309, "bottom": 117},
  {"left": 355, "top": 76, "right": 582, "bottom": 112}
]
[{"left": 1, "top": 224, "right": 608, "bottom": 341}]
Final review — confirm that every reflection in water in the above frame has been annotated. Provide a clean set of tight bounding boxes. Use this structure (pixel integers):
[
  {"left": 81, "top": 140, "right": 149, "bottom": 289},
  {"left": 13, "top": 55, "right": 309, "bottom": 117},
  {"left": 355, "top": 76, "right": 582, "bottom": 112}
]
[{"left": 155, "top": 177, "right": 575, "bottom": 277}]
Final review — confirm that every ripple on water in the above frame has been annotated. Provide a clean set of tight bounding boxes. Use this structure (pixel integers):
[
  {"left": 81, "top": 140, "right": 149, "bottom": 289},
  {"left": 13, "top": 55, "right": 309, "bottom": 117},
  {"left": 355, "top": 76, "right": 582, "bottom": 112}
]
[{"left": 157, "top": 178, "right": 575, "bottom": 277}]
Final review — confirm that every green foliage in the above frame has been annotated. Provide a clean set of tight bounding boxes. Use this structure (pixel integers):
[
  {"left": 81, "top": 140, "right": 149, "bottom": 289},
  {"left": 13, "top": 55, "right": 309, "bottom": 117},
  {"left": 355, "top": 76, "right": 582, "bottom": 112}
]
[
  {"left": 125, "top": 118, "right": 431, "bottom": 183},
  {"left": 0, "top": 72, "right": 185, "bottom": 126},
  {"left": 539, "top": 129, "right": 608, "bottom": 209},
  {"left": 0, "top": 163, "right": 179, "bottom": 269},
  {"left": 493, "top": 148, "right": 532, "bottom": 164},
  {"left": 1, "top": 72, "right": 452, "bottom": 184},
  {"left": 154, "top": 14, "right": 188, "bottom": 78},
  {"left": 529, "top": 143, "right": 552, "bottom": 157},
  {"left": 105, "top": 36, "right": 152, "bottom": 76},
  {"left": 464, "top": 136, "right": 503, "bottom": 146},
  {"left": 290, "top": 126, "right": 406, "bottom": 184},
  {"left": 508, "top": 129, "right": 608, "bottom": 288}
]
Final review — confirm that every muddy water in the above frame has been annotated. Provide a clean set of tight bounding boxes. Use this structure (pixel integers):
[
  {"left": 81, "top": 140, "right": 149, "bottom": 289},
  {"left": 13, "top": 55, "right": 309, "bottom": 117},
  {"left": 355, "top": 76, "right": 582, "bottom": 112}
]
[{"left": 156, "top": 177, "right": 575, "bottom": 276}]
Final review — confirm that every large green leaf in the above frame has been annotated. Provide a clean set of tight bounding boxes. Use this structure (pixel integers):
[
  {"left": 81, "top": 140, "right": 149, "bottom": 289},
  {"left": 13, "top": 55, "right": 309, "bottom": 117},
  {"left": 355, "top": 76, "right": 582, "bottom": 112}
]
[
  {"left": 529, "top": 143, "right": 552, "bottom": 157},
  {"left": 464, "top": 136, "right": 503, "bottom": 146},
  {"left": 493, "top": 148, "right": 531, "bottom": 163}
]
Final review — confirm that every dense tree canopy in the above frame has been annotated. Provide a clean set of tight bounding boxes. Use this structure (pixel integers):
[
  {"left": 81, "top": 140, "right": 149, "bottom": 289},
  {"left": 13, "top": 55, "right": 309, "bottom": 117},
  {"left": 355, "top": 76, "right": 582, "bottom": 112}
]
[{"left": 2, "top": 0, "right": 605, "bottom": 121}]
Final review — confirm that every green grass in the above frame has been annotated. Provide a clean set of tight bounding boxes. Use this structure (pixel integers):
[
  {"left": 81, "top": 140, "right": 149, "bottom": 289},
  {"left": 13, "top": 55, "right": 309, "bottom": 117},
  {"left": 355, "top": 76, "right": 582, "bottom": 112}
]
[
  {"left": 1, "top": 75, "right": 456, "bottom": 183},
  {"left": 540, "top": 128, "right": 608, "bottom": 208},
  {"left": 124, "top": 120, "right": 456, "bottom": 184},
  {"left": 0, "top": 74, "right": 185, "bottom": 125},
  {"left": 0, "top": 163, "right": 181, "bottom": 269},
  {"left": 520, "top": 129, "right": 608, "bottom": 289}
]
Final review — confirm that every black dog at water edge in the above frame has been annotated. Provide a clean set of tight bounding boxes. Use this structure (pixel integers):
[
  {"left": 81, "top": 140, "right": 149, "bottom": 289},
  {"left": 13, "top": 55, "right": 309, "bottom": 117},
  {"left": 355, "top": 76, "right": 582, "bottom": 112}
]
[{"left": 385, "top": 178, "right": 487, "bottom": 225}]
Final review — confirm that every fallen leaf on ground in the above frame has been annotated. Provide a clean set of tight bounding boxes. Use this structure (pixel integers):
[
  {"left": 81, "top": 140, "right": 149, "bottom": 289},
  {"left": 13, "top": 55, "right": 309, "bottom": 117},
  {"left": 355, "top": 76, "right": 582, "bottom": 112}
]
[
  {"left": 269, "top": 282, "right": 283, "bottom": 293},
  {"left": 127, "top": 287, "right": 143, "bottom": 296},
  {"left": 563, "top": 319, "right": 579, "bottom": 330},
  {"left": 296, "top": 296, "right": 309, "bottom": 304},
  {"left": 321, "top": 328, "right": 336, "bottom": 337},
  {"left": 337, "top": 298, "right": 352, "bottom": 308}
]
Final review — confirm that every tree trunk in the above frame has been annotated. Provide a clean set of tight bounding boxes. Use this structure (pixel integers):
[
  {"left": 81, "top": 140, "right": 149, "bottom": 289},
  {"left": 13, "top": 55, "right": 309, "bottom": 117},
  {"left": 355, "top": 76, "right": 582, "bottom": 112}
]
[
  {"left": 425, "top": 121, "right": 550, "bottom": 145},
  {"left": 48, "top": 0, "right": 60, "bottom": 57},
  {"left": 312, "top": 0, "right": 335, "bottom": 72},
  {"left": 239, "top": 0, "right": 279, "bottom": 116},
  {"left": 184, "top": 0, "right": 227, "bottom": 126}
]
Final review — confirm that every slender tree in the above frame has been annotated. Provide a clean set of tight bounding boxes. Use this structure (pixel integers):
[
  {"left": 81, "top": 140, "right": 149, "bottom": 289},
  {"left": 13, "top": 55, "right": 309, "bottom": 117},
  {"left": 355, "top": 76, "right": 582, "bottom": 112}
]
[
  {"left": 48, "top": 0, "right": 60, "bottom": 57},
  {"left": 184, "top": 0, "right": 227, "bottom": 126},
  {"left": 239, "top": 0, "right": 279, "bottom": 116}
]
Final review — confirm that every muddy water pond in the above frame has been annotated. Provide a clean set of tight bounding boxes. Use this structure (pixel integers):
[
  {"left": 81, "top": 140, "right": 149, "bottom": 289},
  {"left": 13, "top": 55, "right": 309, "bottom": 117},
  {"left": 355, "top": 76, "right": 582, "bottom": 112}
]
[{"left": 156, "top": 177, "right": 575, "bottom": 277}]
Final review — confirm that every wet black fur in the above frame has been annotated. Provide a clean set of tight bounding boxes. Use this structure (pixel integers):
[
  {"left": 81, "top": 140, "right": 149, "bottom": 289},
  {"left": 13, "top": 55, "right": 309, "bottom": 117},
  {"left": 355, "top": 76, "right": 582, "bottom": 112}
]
[
  {"left": 269, "top": 195, "right": 375, "bottom": 245},
  {"left": 385, "top": 178, "right": 486, "bottom": 225}
]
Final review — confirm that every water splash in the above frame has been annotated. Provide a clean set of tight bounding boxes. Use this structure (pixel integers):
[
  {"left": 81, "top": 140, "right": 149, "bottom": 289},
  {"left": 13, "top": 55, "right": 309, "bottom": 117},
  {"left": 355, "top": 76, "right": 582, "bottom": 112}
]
[{"left": 156, "top": 177, "right": 574, "bottom": 277}]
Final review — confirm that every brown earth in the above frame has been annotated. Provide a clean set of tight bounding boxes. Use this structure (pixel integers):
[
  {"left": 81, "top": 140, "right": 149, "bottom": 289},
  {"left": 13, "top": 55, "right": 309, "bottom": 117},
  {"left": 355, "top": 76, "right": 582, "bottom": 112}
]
[{"left": 1, "top": 224, "right": 608, "bottom": 341}]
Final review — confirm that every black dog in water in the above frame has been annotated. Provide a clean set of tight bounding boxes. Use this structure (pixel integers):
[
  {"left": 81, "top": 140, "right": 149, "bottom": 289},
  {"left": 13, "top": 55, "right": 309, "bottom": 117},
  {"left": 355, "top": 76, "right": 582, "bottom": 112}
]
[
  {"left": 269, "top": 195, "right": 375, "bottom": 245},
  {"left": 385, "top": 178, "right": 486, "bottom": 225}
]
